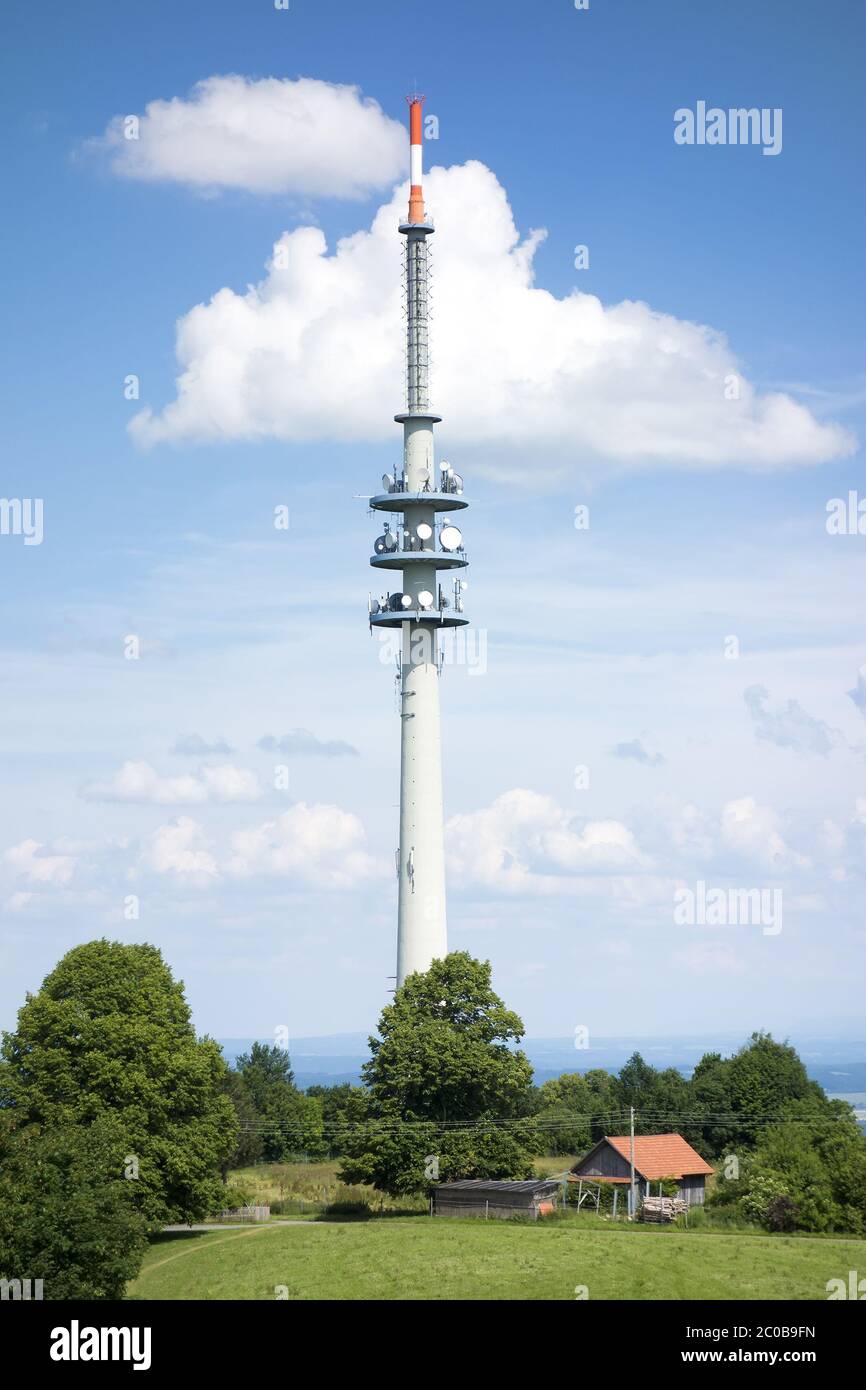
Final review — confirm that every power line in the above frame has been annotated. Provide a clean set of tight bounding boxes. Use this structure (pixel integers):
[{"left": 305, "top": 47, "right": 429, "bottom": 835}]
[{"left": 235, "top": 1106, "right": 860, "bottom": 1136}]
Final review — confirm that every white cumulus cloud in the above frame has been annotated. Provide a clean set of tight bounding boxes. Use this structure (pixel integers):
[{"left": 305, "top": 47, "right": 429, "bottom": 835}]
[
  {"left": 3, "top": 838, "right": 76, "bottom": 886},
  {"left": 147, "top": 817, "right": 219, "bottom": 882},
  {"left": 226, "top": 802, "right": 379, "bottom": 889},
  {"left": 720, "top": 796, "right": 809, "bottom": 872},
  {"left": 81, "top": 759, "right": 262, "bottom": 804},
  {"left": 446, "top": 788, "right": 650, "bottom": 895},
  {"left": 129, "top": 159, "right": 853, "bottom": 473},
  {"left": 92, "top": 75, "right": 406, "bottom": 198}
]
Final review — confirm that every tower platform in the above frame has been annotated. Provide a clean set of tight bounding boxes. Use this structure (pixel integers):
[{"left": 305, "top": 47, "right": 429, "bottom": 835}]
[
  {"left": 369, "top": 608, "right": 469, "bottom": 629},
  {"left": 370, "top": 550, "right": 467, "bottom": 571},
  {"left": 370, "top": 490, "right": 469, "bottom": 514}
]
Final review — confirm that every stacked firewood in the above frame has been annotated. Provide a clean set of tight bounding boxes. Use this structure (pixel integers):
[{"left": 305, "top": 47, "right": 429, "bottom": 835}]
[{"left": 640, "top": 1195, "right": 688, "bottom": 1223}]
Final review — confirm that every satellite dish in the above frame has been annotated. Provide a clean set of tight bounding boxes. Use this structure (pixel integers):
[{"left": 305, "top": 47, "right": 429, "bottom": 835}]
[
  {"left": 416, "top": 522, "right": 433, "bottom": 542},
  {"left": 382, "top": 473, "right": 394, "bottom": 492},
  {"left": 370, "top": 599, "right": 381, "bottom": 615},
  {"left": 383, "top": 531, "right": 398, "bottom": 551},
  {"left": 440, "top": 524, "right": 463, "bottom": 552},
  {"left": 400, "top": 593, "right": 413, "bottom": 609},
  {"left": 374, "top": 535, "right": 387, "bottom": 554},
  {"left": 417, "top": 590, "right": 434, "bottom": 609}
]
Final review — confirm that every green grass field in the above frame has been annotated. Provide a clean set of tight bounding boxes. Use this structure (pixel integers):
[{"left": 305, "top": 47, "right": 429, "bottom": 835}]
[{"left": 128, "top": 1217, "right": 866, "bottom": 1301}]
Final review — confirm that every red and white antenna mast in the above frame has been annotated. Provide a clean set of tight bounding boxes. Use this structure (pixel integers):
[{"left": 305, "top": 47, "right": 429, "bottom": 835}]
[{"left": 407, "top": 93, "right": 426, "bottom": 225}]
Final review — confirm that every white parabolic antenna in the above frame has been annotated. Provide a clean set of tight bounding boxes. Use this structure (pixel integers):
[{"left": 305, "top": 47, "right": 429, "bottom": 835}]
[
  {"left": 440, "top": 524, "right": 462, "bottom": 552},
  {"left": 417, "top": 590, "right": 434, "bottom": 609},
  {"left": 416, "top": 522, "right": 433, "bottom": 541}
]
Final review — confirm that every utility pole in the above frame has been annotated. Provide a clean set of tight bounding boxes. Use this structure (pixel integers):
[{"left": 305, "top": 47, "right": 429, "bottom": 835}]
[{"left": 629, "top": 1105, "right": 636, "bottom": 1220}]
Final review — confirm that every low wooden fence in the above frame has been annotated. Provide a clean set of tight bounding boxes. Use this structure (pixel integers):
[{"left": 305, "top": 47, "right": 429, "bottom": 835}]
[{"left": 216, "top": 1205, "right": 270, "bottom": 1223}]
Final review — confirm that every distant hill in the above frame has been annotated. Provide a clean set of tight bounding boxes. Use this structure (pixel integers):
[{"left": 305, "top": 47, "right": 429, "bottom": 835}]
[{"left": 217, "top": 1033, "right": 866, "bottom": 1096}]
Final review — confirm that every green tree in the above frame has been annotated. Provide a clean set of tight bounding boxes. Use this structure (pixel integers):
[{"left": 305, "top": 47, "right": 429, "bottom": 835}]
[
  {"left": 536, "top": 1073, "right": 593, "bottom": 1155},
  {"left": 234, "top": 1042, "right": 326, "bottom": 1160},
  {"left": 689, "top": 1051, "right": 737, "bottom": 1155},
  {"left": 220, "top": 1069, "right": 263, "bottom": 1176},
  {"left": 234, "top": 1042, "right": 295, "bottom": 1110},
  {"left": 261, "top": 1087, "right": 327, "bottom": 1162},
  {"left": 306, "top": 1083, "right": 370, "bottom": 1156},
  {"left": 727, "top": 1033, "right": 817, "bottom": 1116},
  {"left": 707, "top": 1102, "right": 866, "bottom": 1234},
  {"left": 0, "top": 1116, "right": 149, "bottom": 1299},
  {"left": 616, "top": 1053, "right": 691, "bottom": 1135},
  {"left": 583, "top": 1068, "right": 622, "bottom": 1142},
  {"left": 361, "top": 952, "right": 533, "bottom": 1119},
  {"left": 340, "top": 953, "right": 538, "bottom": 1194},
  {"left": 0, "top": 940, "right": 237, "bottom": 1227}
]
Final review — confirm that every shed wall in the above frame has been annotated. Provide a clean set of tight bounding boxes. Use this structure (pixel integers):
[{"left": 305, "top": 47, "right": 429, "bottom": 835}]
[
  {"left": 575, "top": 1143, "right": 633, "bottom": 1180},
  {"left": 678, "top": 1174, "right": 706, "bottom": 1206}
]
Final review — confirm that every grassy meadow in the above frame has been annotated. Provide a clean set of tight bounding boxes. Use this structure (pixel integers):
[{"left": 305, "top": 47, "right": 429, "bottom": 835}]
[
  {"left": 127, "top": 1157, "right": 865, "bottom": 1300},
  {"left": 129, "top": 1216, "right": 866, "bottom": 1301}
]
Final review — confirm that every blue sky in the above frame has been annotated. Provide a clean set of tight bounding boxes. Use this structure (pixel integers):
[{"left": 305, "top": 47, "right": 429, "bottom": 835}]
[{"left": 1, "top": 0, "right": 865, "bottom": 1045}]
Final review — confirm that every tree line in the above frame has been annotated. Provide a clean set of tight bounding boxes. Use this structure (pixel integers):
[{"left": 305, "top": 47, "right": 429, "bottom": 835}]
[
  {"left": 222, "top": 953, "right": 866, "bottom": 1234},
  {"left": 2, "top": 941, "right": 865, "bottom": 1301}
]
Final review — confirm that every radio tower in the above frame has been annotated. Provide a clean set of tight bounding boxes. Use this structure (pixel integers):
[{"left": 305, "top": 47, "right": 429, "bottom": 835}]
[{"left": 367, "top": 95, "right": 469, "bottom": 989}]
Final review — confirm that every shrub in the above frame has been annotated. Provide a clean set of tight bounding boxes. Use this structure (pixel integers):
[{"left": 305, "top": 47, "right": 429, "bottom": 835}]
[{"left": 766, "top": 1194, "right": 799, "bottom": 1232}]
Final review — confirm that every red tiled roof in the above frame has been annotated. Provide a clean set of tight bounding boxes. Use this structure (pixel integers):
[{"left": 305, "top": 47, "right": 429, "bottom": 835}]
[{"left": 604, "top": 1134, "right": 714, "bottom": 1180}]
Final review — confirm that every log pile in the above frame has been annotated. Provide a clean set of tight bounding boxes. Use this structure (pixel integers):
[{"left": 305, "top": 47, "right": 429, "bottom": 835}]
[{"left": 640, "top": 1195, "right": 688, "bottom": 1223}]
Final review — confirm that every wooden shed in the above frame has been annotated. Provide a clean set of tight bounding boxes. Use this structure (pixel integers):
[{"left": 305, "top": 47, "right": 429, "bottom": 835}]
[
  {"left": 571, "top": 1134, "right": 714, "bottom": 1208},
  {"left": 432, "top": 1179, "right": 560, "bottom": 1221}
]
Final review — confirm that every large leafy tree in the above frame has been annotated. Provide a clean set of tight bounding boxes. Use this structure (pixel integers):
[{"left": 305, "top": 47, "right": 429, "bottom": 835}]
[
  {"left": 340, "top": 953, "right": 538, "bottom": 1194},
  {"left": 0, "top": 1116, "right": 149, "bottom": 1300},
  {"left": 362, "top": 952, "right": 533, "bottom": 1119},
  {"left": 690, "top": 1033, "right": 824, "bottom": 1157},
  {"left": 0, "top": 940, "right": 238, "bottom": 1226}
]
